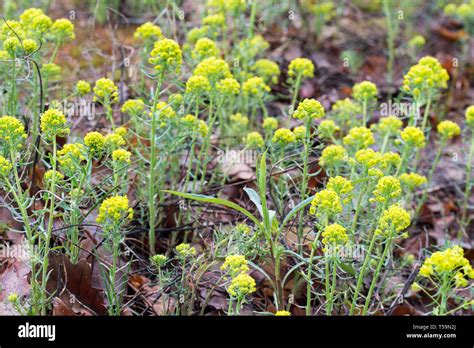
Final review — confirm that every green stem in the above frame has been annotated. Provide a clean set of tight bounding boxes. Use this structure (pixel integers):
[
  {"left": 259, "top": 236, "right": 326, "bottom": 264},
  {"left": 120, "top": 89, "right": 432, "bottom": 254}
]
[
  {"left": 41, "top": 137, "right": 58, "bottom": 315},
  {"left": 148, "top": 76, "right": 164, "bottom": 255},
  {"left": 327, "top": 256, "right": 337, "bottom": 315},
  {"left": 297, "top": 119, "right": 311, "bottom": 254},
  {"left": 461, "top": 134, "right": 474, "bottom": 225},
  {"left": 349, "top": 199, "right": 387, "bottom": 316},
  {"left": 415, "top": 140, "right": 445, "bottom": 216},
  {"left": 305, "top": 245, "right": 316, "bottom": 316},
  {"left": 291, "top": 74, "right": 302, "bottom": 113},
  {"left": 420, "top": 94, "right": 432, "bottom": 133},
  {"left": 362, "top": 227, "right": 395, "bottom": 315},
  {"left": 362, "top": 100, "right": 368, "bottom": 127},
  {"left": 247, "top": 0, "right": 258, "bottom": 38}
]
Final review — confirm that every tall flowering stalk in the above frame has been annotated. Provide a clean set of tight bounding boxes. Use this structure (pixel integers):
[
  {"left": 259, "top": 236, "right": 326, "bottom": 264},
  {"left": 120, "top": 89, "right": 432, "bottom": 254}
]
[
  {"left": 93, "top": 78, "right": 119, "bottom": 130},
  {"left": 401, "top": 56, "right": 449, "bottom": 132},
  {"left": 413, "top": 245, "right": 473, "bottom": 315},
  {"left": 96, "top": 195, "right": 134, "bottom": 316},
  {"left": 350, "top": 204, "right": 410, "bottom": 315},
  {"left": 0, "top": 115, "right": 43, "bottom": 314},
  {"left": 287, "top": 58, "right": 314, "bottom": 113},
  {"left": 39, "top": 108, "right": 69, "bottom": 314},
  {"left": 352, "top": 81, "right": 377, "bottom": 127},
  {"left": 147, "top": 38, "right": 182, "bottom": 254},
  {"left": 293, "top": 98, "right": 325, "bottom": 254}
]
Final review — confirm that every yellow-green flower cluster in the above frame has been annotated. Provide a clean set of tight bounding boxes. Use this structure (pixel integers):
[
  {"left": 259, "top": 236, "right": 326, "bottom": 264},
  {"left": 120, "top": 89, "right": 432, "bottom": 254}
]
[
  {"left": 58, "top": 143, "right": 86, "bottom": 172},
  {"left": 151, "top": 254, "right": 168, "bottom": 268},
  {"left": 288, "top": 57, "right": 314, "bottom": 80},
  {"left": 194, "top": 57, "right": 232, "bottom": 84},
  {"left": 202, "top": 13, "right": 226, "bottom": 28},
  {"left": 186, "top": 75, "right": 211, "bottom": 96},
  {"left": 22, "top": 38, "right": 38, "bottom": 54},
  {"left": 310, "top": 189, "right": 342, "bottom": 217},
  {"left": 293, "top": 98, "right": 325, "bottom": 120},
  {"left": 216, "top": 78, "right": 240, "bottom": 96},
  {"left": 207, "top": 0, "right": 246, "bottom": 14},
  {"left": 93, "top": 78, "right": 119, "bottom": 104},
  {"left": 181, "top": 115, "right": 208, "bottom": 137},
  {"left": 331, "top": 98, "right": 360, "bottom": 115},
  {"left": 343, "top": 127, "right": 374, "bottom": 149},
  {"left": 49, "top": 18, "right": 75, "bottom": 43},
  {"left": 372, "top": 176, "right": 402, "bottom": 203},
  {"left": 444, "top": 2, "right": 474, "bottom": 28},
  {"left": 105, "top": 133, "right": 126, "bottom": 151},
  {"left": 352, "top": 81, "right": 378, "bottom": 102},
  {"left": 227, "top": 273, "right": 256, "bottom": 298},
  {"left": 252, "top": 59, "right": 280, "bottom": 84},
  {"left": 121, "top": 99, "right": 145, "bottom": 115},
  {"left": 0, "top": 115, "right": 28, "bottom": 149},
  {"left": 40, "top": 109, "right": 70, "bottom": 140},
  {"left": 43, "top": 169, "right": 64, "bottom": 186},
  {"left": 115, "top": 127, "right": 127, "bottom": 137},
  {"left": 466, "top": 105, "right": 474, "bottom": 128},
  {"left": 75, "top": 80, "right": 91, "bottom": 96},
  {"left": 3, "top": 37, "right": 21, "bottom": 56},
  {"left": 134, "top": 22, "right": 163, "bottom": 43},
  {"left": 293, "top": 125, "right": 307, "bottom": 140},
  {"left": 400, "top": 126, "right": 425, "bottom": 148},
  {"left": 355, "top": 149, "right": 381, "bottom": 168},
  {"left": 186, "top": 26, "right": 211, "bottom": 44},
  {"left": 96, "top": 195, "right": 133, "bottom": 225},
  {"left": 1, "top": 20, "right": 23, "bottom": 41},
  {"left": 419, "top": 245, "right": 474, "bottom": 287},
  {"left": 408, "top": 35, "right": 426, "bottom": 48},
  {"left": 262, "top": 117, "right": 278, "bottom": 131},
  {"left": 375, "top": 116, "right": 403, "bottom": 136},
  {"left": 156, "top": 102, "right": 177, "bottom": 120},
  {"left": 0, "top": 156, "right": 12, "bottom": 177},
  {"left": 20, "top": 9, "right": 51, "bottom": 36},
  {"left": 437, "top": 120, "right": 460, "bottom": 140},
  {"left": 112, "top": 149, "right": 131, "bottom": 164},
  {"left": 319, "top": 145, "right": 347, "bottom": 167},
  {"left": 311, "top": 1, "right": 336, "bottom": 20},
  {"left": 399, "top": 172, "right": 427, "bottom": 191},
  {"left": 327, "top": 176, "right": 353, "bottom": 197},
  {"left": 221, "top": 255, "right": 249, "bottom": 277},
  {"left": 318, "top": 120, "right": 340, "bottom": 139},
  {"left": 230, "top": 113, "right": 249, "bottom": 127},
  {"left": 168, "top": 93, "right": 183, "bottom": 108},
  {"left": 322, "top": 223, "right": 348, "bottom": 249},
  {"left": 246, "top": 131, "right": 264, "bottom": 149},
  {"left": 275, "top": 310, "right": 291, "bottom": 316},
  {"left": 376, "top": 204, "right": 411, "bottom": 235},
  {"left": 380, "top": 152, "right": 401, "bottom": 169},
  {"left": 42, "top": 63, "right": 61, "bottom": 79},
  {"left": 235, "top": 223, "right": 251, "bottom": 235},
  {"left": 84, "top": 131, "right": 105, "bottom": 155},
  {"left": 402, "top": 56, "right": 449, "bottom": 98},
  {"left": 149, "top": 38, "right": 183, "bottom": 74},
  {"left": 7, "top": 292, "right": 19, "bottom": 303},
  {"left": 242, "top": 77, "right": 271, "bottom": 97},
  {"left": 272, "top": 128, "right": 296, "bottom": 145},
  {"left": 238, "top": 35, "right": 270, "bottom": 58},
  {"left": 176, "top": 243, "right": 196, "bottom": 257},
  {"left": 192, "top": 38, "right": 220, "bottom": 61}
]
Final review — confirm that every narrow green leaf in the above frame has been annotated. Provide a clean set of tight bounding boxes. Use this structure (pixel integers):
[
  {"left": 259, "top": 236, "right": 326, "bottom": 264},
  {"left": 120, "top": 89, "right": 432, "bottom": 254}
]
[
  {"left": 280, "top": 195, "right": 314, "bottom": 232},
  {"left": 243, "top": 187, "right": 263, "bottom": 219},
  {"left": 163, "top": 190, "right": 262, "bottom": 228}
]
